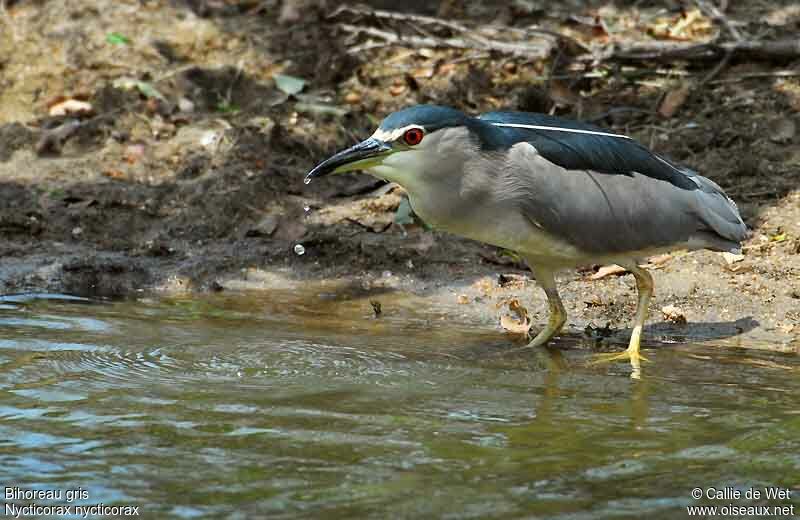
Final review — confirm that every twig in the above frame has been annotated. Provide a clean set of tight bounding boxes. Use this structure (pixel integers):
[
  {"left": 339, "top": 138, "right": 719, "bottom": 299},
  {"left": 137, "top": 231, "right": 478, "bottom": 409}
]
[
  {"left": 700, "top": 50, "right": 733, "bottom": 85},
  {"left": 36, "top": 120, "right": 83, "bottom": 155},
  {"left": 337, "top": 23, "right": 551, "bottom": 58},
  {"left": 696, "top": 0, "right": 743, "bottom": 41},
  {"left": 329, "top": 4, "right": 474, "bottom": 35},
  {"left": 330, "top": 4, "right": 578, "bottom": 48},
  {"left": 709, "top": 69, "right": 800, "bottom": 83},
  {"left": 695, "top": 0, "right": 744, "bottom": 85},
  {"left": 599, "top": 39, "right": 800, "bottom": 63}
]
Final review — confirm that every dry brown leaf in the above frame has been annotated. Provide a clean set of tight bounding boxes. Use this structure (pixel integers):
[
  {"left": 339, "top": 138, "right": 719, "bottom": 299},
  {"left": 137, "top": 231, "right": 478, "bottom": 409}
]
[
  {"left": 774, "top": 79, "right": 800, "bottom": 112},
  {"left": 456, "top": 294, "right": 470, "bottom": 305},
  {"left": 647, "top": 253, "right": 673, "bottom": 266},
  {"left": 411, "top": 67, "right": 434, "bottom": 79},
  {"left": 589, "top": 264, "right": 627, "bottom": 280},
  {"left": 722, "top": 252, "right": 745, "bottom": 265},
  {"left": 500, "top": 299, "right": 532, "bottom": 335},
  {"left": 103, "top": 170, "right": 126, "bottom": 180},
  {"left": 344, "top": 92, "right": 362, "bottom": 104},
  {"left": 648, "top": 8, "right": 714, "bottom": 41},
  {"left": 659, "top": 85, "right": 691, "bottom": 118},
  {"left": 48, "top": 99, "right": 93, "bottom": 117},
  {"left": 764, "top": 5, "right": 800, "bottom": 27},
  {"left": 473, "top": 277, "right": 496, "bottom": 296}
]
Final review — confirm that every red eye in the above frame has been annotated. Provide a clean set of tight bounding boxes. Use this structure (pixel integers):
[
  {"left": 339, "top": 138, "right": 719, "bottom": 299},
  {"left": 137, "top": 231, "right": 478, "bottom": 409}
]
[{"left": 403, "top": 128, "right": 424, "bottom": 146}]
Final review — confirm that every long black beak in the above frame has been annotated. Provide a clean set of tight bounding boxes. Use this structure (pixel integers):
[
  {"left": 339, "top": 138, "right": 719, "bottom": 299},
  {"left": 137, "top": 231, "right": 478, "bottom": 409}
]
[{"left": 305, "top": 137, "right": 391, "bottom": 180}]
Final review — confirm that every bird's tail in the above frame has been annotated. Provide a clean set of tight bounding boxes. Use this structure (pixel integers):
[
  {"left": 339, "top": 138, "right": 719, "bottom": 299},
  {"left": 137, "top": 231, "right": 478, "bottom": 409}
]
[{"left": 685, "top": 171, "right": 748, "bottom": 253}]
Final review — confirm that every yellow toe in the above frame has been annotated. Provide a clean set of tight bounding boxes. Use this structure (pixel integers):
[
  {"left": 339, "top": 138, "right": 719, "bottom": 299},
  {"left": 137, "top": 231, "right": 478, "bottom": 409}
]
[{"left": 592, "top": 348, "right": 649, "bottom": 366}]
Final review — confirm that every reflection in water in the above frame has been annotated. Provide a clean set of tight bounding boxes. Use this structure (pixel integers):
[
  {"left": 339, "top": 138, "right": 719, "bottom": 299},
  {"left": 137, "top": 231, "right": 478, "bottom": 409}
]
[{"left": 0, "top": 291, "right": 797, "bottom": 518}]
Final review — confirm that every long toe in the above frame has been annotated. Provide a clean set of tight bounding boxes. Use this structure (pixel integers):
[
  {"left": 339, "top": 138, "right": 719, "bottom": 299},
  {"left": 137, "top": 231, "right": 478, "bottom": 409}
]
[
  {"left": 592, "top": 348, "right": 648, "bottom": 379},
  {"left": 527, "top": 329, "right": 555, "bottom": 348},
  {"left": 592, "top": 349, "right": 649, "bottom": 365}
]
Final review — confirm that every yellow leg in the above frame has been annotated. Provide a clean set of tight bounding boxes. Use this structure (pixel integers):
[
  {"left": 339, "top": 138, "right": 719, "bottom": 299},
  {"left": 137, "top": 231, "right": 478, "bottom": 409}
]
[
  {"left": 593, "top": 264, "right": 653, "bottom": 372},
  {"left": 526, "top": 265, "right": 567, "bottom": 348}
]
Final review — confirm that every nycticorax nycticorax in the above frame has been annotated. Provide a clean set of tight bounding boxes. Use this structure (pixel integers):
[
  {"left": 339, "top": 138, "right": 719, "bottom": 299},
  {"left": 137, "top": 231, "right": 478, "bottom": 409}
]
[{"left": 305, "top": 105, "right": 747, "bottom": 371}]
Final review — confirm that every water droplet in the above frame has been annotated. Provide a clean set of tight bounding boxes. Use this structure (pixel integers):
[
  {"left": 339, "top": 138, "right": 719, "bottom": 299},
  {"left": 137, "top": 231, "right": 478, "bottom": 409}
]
[
  {"left": 303, "top": 205, "right": 311, "bottom": 213},
  {"left": 294, "top": 244, "right": 305, "bottom": 255},
  {"left": 303, "top": 177, "right": 311, "bottom": 185}
]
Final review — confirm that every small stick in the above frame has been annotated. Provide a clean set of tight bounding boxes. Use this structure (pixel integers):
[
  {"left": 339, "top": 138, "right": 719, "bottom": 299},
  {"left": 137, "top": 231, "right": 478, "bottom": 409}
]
[{"left": 337, "top": 23, "right": 551, "bottom": 59}]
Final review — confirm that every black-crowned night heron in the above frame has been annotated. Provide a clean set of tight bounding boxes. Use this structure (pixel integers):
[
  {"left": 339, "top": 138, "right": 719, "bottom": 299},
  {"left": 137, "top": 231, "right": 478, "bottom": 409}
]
[{"left": 306, "top": 105, "right": 747, "bottom": 372}]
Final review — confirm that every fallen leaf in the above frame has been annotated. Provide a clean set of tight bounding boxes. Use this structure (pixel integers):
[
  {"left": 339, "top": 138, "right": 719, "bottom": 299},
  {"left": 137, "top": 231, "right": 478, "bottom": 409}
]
[
  {"left": 344, "top": 92, "right": 362, "bottom": 104},
  {"left": 48, "top": 99, "right": 93, "bottom": 117},
  {"left": 764, "top": 5, "right": 800, "bottom": 26},
  {"left": 473, "top": 277, "right": 496, "bottom": 296},
  {"left": 103, "top": 170, "right": 126, "bottom": 180},
  {"left": 659, "top": 85, "right": 691, "bottom": 118},
  {"left": 661, "top": 305, "right": 687, "bottom": 324},
  {"left": 722, "top": 252, "right": 745, "bottom": 264},
  {"left": 394, "top": 197, "right": 415, "bottom": 226},
  {"left": 500, "top": 299, "right": 532, "bottom": 335},
  {"left": 457, "top": 294, "right": 470, "bottom": 305},
  {"left": 647, "top": 253, "right": 673, "bottom": 266},
  {"left": 106, "top": 32, "right": 131, "bottom": 45},
  {"left": 273, "top": 73, "right": 306, "bottom": 96},
  {"left": 112, "top": 78, "right": 167, "bottom": 102},
  {"left": 774, "top": 79, "right": 800, "bottom": 112},
  {"left": 648, "top": 8, "right": 714, "bottom": 41},
  {"left": 589, "top": 264, "right": 627, "bottom": 280}
]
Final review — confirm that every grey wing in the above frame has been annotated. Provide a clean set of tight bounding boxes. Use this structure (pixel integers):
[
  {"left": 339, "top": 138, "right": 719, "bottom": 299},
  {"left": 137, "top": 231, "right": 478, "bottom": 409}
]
[{"left": 498, "top": 142, "right": 747, "bottom": 255}]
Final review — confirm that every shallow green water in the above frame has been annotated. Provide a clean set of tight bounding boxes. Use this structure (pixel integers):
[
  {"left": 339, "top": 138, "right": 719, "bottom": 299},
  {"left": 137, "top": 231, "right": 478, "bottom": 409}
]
[{"left": 0, "top": 290, "right": 798, "bottom": 519}]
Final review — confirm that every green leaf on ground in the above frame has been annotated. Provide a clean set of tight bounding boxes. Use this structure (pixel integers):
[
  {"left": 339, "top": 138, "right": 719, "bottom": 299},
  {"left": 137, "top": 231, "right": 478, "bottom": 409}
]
[
  {"left": 216, "top": 101, "right": 240, "bottom": 114},
  {"left": 106, "top": 32, "right": 131, "bottom": 45},
  {"left": 112, "top": 78, "right": 167, "bottom": 102},
  {"left": 394, "top": 197, "right": 415, "bottom": 226},
  {"left": 273, "top": 74, "right": 306, "bottom": 96}
]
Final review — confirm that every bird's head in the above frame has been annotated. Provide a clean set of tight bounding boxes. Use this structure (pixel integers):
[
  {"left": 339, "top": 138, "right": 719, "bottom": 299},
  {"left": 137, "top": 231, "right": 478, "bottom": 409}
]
[{"left": 305, "top": 105, "right": 488, "bottom": 191}]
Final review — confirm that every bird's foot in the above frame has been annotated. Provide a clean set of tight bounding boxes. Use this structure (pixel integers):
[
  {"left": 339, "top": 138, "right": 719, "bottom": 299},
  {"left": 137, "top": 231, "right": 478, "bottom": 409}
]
[
  {"left": 592, "top": 348, "right": 649, "bottom": 365},
  {"left": 592, "top": 347, "right": 647, "bottom": 379},
  {"left": 526, "top": 332, "right": 554, "bottom": 349}
]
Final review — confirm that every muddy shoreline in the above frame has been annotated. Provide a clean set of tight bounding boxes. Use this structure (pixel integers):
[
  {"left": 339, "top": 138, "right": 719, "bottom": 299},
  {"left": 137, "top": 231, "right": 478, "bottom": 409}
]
[{"left": 0, "top": 0, "right": 798, "bottom": 352}]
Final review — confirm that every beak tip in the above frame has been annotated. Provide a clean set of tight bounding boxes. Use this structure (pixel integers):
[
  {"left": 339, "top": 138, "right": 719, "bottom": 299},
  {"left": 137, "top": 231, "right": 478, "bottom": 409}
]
[
  {"left": 304, "top": 164, "right": 326, "bottom": 181},
  {"left": 303, "top": 137, "right": 389, "bottom": 184}
]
